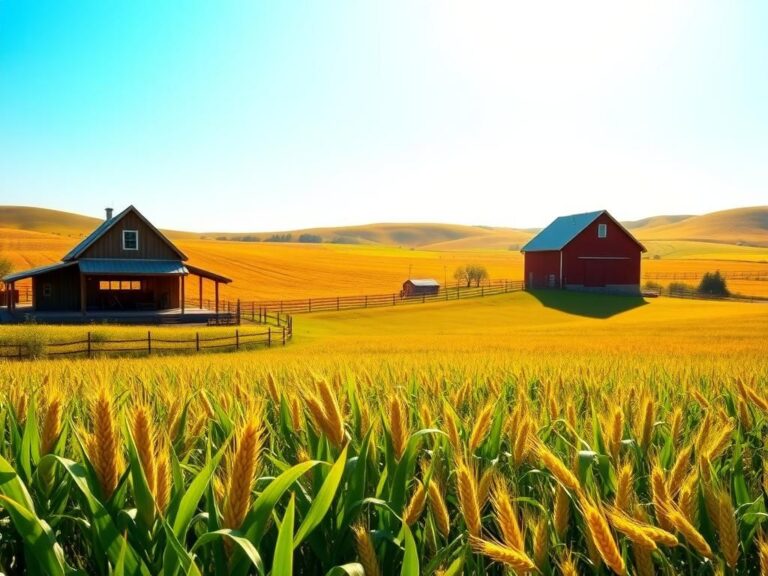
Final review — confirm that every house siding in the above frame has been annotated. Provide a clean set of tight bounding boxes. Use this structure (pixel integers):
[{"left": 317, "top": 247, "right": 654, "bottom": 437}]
[{"left": 79, "top": 212, "right": 180, "bottom": 260}]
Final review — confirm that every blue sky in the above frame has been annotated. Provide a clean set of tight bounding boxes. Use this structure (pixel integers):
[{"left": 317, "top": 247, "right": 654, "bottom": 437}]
[{"left": 1, "top": 1, "right": 766, "bottom": 232}]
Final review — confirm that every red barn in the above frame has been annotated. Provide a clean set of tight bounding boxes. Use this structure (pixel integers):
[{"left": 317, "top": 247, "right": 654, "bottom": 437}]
[{"left": 521, "top": 210, "right": 646, "bottom": 294}]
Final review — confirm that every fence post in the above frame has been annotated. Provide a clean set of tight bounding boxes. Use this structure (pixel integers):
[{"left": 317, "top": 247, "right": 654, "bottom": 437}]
[
  {"left": 308, "top": 299, "right": 312, "bottom": 313},
  {"left": 481, "top": 286, "right": 484, "bottom": 297},
  {"left": 365, "top": 295, "right": 368, "bottom": 308},
  {"left": 236, "top": 329, "right": 239, "bottom": 350},
  {"left": 267, "top": 327, "right": 271, "bottom": 347},
  {"left": 337, "top": 297, "right": 340, "bottom": 311},
  {"left": 392, "top": 294, "right": 395, "bottom": 306},
  {"left": 252, "top": 303, "right": 255, "bottom": 322},
  {"left": 282, "top": 326, "right": 286, "bottom": 345},
  {"left": 237, "top": 299, "right": 241, "bottom": 326},
  {"left": 87, "top": 331, "right": 92, "bottom": 358},
  {"left": 147, "top": 331, "right": 152, "bottom": 355},
  {"left": 196, "top": 332, "right": 200, "bottom": 352}
]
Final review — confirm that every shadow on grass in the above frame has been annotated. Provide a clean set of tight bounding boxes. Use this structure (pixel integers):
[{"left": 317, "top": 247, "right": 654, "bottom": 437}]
[{"left": 528, "top": 289, "right": 648, "bottom": 319}]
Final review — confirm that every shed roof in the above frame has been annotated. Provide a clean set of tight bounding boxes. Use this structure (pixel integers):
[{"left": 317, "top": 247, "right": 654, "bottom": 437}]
[
  {"left": 405, "top": 278, "right": 440, "bottom": 287},
  {"left": 78, "top": 259, "right": 188, "bottom": 276},
  {"left": 62, "top": 205, "right": 187, "bottom": 261},
  {"left": 2, "top": 261, "right": 78, "bottom": 283}
]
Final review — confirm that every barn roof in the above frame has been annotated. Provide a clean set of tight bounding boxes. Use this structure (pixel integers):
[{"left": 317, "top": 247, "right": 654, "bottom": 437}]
[
  {"left": 406, "top": 278, "right": 440, "bottom": 287},
  {"left": 62, "top": 205, "right": 188, "bottom": 261},
  {"left": 520, "top": 210, "right": 646, "bottom": 253}
]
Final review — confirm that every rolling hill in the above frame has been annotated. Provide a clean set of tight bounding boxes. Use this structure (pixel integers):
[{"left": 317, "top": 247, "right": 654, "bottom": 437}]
[{"left": 1, "top": 205, "right": 766, "bottom": 249}]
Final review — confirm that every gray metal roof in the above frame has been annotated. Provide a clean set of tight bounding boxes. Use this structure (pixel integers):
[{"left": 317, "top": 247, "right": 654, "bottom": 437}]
[
  {"left": 520, "top": 210, "right": 605, "bottom": 252},
  {"left": 2, "top": 261, "right": 78, "bottom": 283},
  {"left": 406, "top": 278, "right": 440, "bottom": 286},
  {"left": 78, "top": 259, "right": 188, "bottom": 276},
  {"left": 62, "top": 205, "right": 187, "bottom": 261}
]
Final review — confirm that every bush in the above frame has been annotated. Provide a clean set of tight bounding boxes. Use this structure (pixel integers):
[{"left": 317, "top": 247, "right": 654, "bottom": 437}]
[
  {"left": 698, "top": 271, "right": 729, "bottom": 296},
  {"left": 0, "top": 256, "right": 12, "bottom": 279},
  {"left": 15, "top": 323, "right": 47, "bottom": 359},
  {"left": 264, "top": 233, "right": 292, "bottom": 243},
  {"left": 643, "top": 281, "right": 663, "bottom": 291},
  {"left": 298, "top": 234, "right": 323, "bottom": 243}
]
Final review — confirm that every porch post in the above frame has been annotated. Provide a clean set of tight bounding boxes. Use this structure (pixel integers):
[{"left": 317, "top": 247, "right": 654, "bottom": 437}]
[
  {"left": 215, "top": 281, "right": 219, "bottom": 320},
  {"left": 198, "top": 275, "right": 203, "bottom": 309},
  {"left": 80, "top": 274, "right": 87, "bottom": 315},
  {"left": 181, "top": 275, "right": 185, "bottom": 314},
  {"left": 9, "top": 282, "right": 15, "bottom": 312}
]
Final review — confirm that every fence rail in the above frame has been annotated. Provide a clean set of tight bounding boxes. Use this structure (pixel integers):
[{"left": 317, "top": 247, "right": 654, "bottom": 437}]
[
  {"left": 646, "top": 287, "right": 768, "bottom": 303},
  {"left": 0, "top": 325, "right": 292, "bottom": 361},
  {"left": 229, "top": 280, "right": 525, "bottom": 316},
  {"left": 643, "top": 271, "right": 768, "bottom": 281}
]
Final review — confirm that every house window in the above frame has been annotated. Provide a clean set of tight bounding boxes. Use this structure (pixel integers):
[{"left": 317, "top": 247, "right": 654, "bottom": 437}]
[
  {"left": 598, "top": 224, "right": 607, "bottom": 238},
  {"left": 43, "top": 283, "right": 52, "bottom": 298},
  {"left": 99, "top": 280, "right": 142, "bottom": 291},
  {"left": 123, "top": 230, "right": 139, "bottom": 250}
]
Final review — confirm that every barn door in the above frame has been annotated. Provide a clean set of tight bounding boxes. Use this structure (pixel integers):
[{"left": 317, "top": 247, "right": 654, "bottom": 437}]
[{"left": 584, "top": 260, "right": 606, "bottom": 287}]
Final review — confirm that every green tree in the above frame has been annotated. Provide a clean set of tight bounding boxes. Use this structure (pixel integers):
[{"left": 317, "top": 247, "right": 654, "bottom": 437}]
[{"left": 698, "top": 271, "right": 729, "bottom": 296}]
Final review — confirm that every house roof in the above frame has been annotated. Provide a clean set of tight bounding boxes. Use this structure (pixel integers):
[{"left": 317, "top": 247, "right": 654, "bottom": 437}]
[
  {"left": 62, "top": 205, "right": 187, "bottom": 261},
  {"left": 2, "top": 261, "right": 78, "bottom": 283},
  {"left": 520, "top": 210, "right": 646, "bottom": 253},
  {"left": 406, "top": 278, "right": 440, "bottom": 287},
  {"left": 78, "top": 259, "right": 188, "bottom": 276}
]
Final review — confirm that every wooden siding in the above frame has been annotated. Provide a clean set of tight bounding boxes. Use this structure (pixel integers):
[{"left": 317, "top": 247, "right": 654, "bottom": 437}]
[
  {"left": 33, "top": 266, "right": 81, "bottom": 312},
  {"left": 79, "top": 212, "right": 181, "bottom": 260}
]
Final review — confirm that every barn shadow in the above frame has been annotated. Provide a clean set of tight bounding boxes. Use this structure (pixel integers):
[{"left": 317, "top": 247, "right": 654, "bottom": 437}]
[{"left": 528, "top": 289, "right": 648, "bottom": 319}]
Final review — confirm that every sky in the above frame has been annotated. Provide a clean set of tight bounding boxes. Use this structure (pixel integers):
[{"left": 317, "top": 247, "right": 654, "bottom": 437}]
[{"left": 1, "top": 1, "right": 767, "bottom": 232}]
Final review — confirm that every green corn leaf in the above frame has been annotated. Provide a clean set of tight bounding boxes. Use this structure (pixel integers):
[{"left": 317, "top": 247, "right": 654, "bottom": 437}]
[
  {"left": 0, "top": 494, "right": 67, "bottom": 576},
  {"left": 125, "top": 425, "right": 156, "bottom": 531},
  {"left": 0, "top": 452, "right": 36, "bottom": 511},
  {"left": 325, "top": 564, "right": 365, "bottom": 576},
  {"left": 160, "top": 516, "right": 195, "bottom": 575},
  {"left": 272, "top": 494, "right": 295, "bottom": 576},
  {"left": 38, "top": 454, "right": 150, "bottom": 575},
  {"left": 190, "top": 529, "right": 265, "bottom": 576},
  {"left": 19, "top": 397, "right": 39, "bottom": 484},
  {"left": 401, "top": 521, "right": 420, "bottom": 576},
  {"left": 294, "top": 444, "right": 348, "bottom": 548}
]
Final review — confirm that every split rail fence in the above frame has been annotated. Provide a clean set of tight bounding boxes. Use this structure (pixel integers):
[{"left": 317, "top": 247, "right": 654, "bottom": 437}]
[
  {"left": 0, "top": 313, "right": 292, "bottom": 361},
  {"left": 230, "top": 280, "right": 525, "bottom": 316}
]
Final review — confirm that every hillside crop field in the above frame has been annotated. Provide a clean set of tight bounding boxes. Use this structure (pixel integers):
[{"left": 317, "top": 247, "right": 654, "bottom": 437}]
[{"left": 0, "top": 292, "right": 766, "bottom": 573}]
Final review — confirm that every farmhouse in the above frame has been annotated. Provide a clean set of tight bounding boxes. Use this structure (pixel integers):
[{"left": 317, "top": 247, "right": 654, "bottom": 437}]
[
  {"left": 401, "top": 278, "right": 440, "bottom": 298},
  {"left": 521, "top": 210, "right": 646, "bottom": 294},
  {"left": 2, "top": 206, "right": 231, "bottom": 319}
]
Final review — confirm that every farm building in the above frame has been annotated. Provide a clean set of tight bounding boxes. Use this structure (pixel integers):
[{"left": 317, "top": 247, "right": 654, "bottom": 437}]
[
  {"left": 401, "top": 279, "right": 440, "bottom": 298},
  {"left": 1, "top": 206, "right": 231, "bottom": 319},
  {"left": 521, "top": 210, "right": 646, "bottom": 294}
]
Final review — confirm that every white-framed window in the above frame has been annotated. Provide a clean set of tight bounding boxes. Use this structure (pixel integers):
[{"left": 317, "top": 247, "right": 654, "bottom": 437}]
[
  {"left": 598, "top": 223, "right": 607, "bottom": 238},
  {"left": 123, "top": 229, "right": 139, "bottom": 250}
]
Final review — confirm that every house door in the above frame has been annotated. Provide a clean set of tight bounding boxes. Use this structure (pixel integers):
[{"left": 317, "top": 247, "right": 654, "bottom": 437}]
[
  {"left": 548, "top": 274, "right": 556, "bottom": 288},
  {"left": 584, "top": 260, "right": 606, "bottom": 287}
]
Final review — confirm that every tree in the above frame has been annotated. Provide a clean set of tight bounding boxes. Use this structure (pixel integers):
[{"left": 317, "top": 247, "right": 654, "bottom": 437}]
[
  {"left": 0, "top": 256, "right": 11, "bottom": 279},
  {"left": 698, "top": 271, "right": 729, "bottom": 296},
  {"left": 453, "top": 266, "right": 471, "bottom": 287},
  {"left": 454, "top": 264, "right": 489, "bottom": 288}
]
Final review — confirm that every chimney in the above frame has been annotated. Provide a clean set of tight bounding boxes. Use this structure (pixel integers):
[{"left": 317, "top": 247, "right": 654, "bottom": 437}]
[{"left": 105, "top": 207, "right": 113, "bottom": 220}]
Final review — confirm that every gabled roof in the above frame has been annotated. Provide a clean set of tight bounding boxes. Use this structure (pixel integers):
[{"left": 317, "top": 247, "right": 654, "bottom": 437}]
[
  {"left": 62, "top": 205, "right": 187, "bottom": 261},
  {"left": 2, "top": 261, "right": 78, "bottom": 283},
  {"left": 406, "top": 278, "right": 440, "bottom": 287},
  {"left": 520, "top": 210, "right": 646, "bottom": 253}
]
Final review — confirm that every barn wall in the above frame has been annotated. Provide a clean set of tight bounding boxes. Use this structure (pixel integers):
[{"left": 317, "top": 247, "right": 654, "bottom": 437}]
[
  {"left": 562, "top": 212, "right": 642, "bottom": 288},
  {"left": 524, "top": 251, "right": 561, "bottom": 289},
  {"left": 33, "top": 266, "right": 81, "bottom": 311},
  {"left": 80, "top": 211, "right": 181, "bottom": 260}
]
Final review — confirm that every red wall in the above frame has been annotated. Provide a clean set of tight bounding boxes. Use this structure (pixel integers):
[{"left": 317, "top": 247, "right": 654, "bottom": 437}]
[
  {"left": 524, "top": 250, "right": 561, "bottom": 289},
  {"left": 562, "top": 212, "right": 641, "bottom": 287}
]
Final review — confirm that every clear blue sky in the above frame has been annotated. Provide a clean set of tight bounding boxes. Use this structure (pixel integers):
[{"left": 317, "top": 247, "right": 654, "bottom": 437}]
[{"left": 1, "top": 1, "right": 766, "bottom": 232}]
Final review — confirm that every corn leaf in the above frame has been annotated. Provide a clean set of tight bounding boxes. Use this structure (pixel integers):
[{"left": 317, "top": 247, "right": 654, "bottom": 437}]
[{"left": 272, "top": 494, "right": 295, "bottom": 576}]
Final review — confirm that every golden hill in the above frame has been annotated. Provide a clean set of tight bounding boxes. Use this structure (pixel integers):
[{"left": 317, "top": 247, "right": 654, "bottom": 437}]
[{"left": 634, "top": 206, "right": 768, "bottom": 246}]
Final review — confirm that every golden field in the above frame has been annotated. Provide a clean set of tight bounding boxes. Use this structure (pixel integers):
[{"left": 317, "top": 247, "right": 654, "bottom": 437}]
[{"left": 0, "top": 292, "right": 766, "bottom": 573}]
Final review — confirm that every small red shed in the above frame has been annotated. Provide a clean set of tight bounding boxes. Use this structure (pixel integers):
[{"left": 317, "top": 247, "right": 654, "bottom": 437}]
[
  {"left": 521, "top": 210, "right": 646, "bottom": 294},
  {"left": 401, "top": 279, "right": 440, "bottom": 298}
]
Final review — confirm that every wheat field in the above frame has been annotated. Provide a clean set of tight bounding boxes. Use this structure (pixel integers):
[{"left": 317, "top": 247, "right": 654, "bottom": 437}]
[{"left": 0, "top": 292, "right": 766, "bottom": 574}]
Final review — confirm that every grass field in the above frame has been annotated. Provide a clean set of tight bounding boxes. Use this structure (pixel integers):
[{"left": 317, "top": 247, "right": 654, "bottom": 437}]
[{"left": 0, "top": 292, "right": 766, "bottom": 573}]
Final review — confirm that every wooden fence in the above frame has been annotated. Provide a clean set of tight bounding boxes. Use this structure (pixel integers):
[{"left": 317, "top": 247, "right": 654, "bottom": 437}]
[
  {"left": 643, "top": 271, "right": 768, "bottom": 281},
  {"left": 0, "top": 322, "right": 292, "bottom": 361},
  {"left": 230, "top": 280, "right": 526, "bottom": 316},
  {"left": 647, "top": 286, "right": 768, "bottom": 303}
]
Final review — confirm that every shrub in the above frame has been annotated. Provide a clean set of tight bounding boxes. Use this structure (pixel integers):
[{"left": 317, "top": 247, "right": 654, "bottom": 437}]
[
  {"left": 643, "top": 281, "right": 663, "bottom": 291},
  {"left": 668, "top": 282, "right": 695, "bottom": 295},
  {"left": 698, "top": 271, "right": 729, "bottom": 296},
  {"left": 15, "top": 323, "right": 47, "bottom": 359},
  {"left": 264, "top": 233, "right": 292, "bottom": 243},
  {"left": 0, "top": 256, "right": 11, "bottom": 278},
  {"left": 298, "top": 234, "right": 323, "bottom": 243}
]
